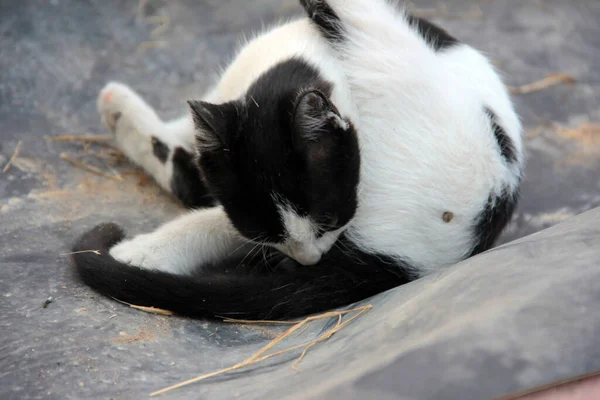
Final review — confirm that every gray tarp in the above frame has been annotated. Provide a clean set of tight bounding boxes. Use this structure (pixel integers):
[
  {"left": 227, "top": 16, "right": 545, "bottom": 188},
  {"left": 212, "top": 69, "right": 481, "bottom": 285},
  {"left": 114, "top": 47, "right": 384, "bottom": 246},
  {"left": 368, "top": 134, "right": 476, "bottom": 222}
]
[{"left": 1, "top": 1, "right": 599, "bottom": 399}]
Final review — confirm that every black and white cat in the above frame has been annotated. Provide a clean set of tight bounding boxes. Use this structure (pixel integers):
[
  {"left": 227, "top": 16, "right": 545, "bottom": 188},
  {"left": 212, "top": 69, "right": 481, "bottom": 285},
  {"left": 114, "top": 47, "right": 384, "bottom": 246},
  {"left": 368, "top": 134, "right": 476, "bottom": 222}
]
[{"left": 72, "top": 0, "right": 523, "bottom": 319}]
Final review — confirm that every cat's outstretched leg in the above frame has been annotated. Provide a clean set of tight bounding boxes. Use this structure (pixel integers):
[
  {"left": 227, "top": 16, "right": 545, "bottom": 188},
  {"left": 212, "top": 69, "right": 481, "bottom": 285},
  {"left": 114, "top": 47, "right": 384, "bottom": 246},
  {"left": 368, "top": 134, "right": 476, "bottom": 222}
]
[
  {"left": 106, "top": 206, "right": 247, "bottom": 275},
  {"left": 300, "top": 0, "right": 398, "bottom": 27},
  {"left": 97, "top": 82, "right": 213, "bottom": 208},
  {"left": 300, "top": 0, "right": 458, "bottom": 52}
]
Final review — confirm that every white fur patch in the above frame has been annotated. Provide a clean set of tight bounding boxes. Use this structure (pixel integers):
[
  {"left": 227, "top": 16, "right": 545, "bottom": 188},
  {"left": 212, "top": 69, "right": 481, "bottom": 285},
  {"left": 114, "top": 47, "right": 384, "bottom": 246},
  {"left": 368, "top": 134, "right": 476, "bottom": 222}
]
[
  {"left": 274, "top": 199, "right": 342, "bottom": 266},
  {"left": 320, "top": 0, "right": 523, "bottom": 275}
]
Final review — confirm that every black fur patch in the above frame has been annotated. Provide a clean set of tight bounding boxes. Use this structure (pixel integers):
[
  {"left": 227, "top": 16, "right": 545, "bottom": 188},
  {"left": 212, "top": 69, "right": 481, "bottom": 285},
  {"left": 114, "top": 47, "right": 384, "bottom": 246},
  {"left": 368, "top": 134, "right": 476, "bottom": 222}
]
[
  {"left": 170, "top": 147, "right": 214, "bottom": 209},
  {"left": 485, "top": 108, "right": 517, "bottom": 163},
  {"left": 151, "top": 136, "right": 169, "bottom": 164},
  {"left": 299, "top": 0, "right": 344, "bottom": 42},
  {"left": 72, "top": 225, "right": 413, "bottom": 320},
  {"left": 470, "top": 188, "right": 518, "bottom": 256},
  {"left": 406, "top": 15, "right": 459, "bottom": 51},
  {"left": 193, "top": 58, "right": 360, "bottom": 244}
]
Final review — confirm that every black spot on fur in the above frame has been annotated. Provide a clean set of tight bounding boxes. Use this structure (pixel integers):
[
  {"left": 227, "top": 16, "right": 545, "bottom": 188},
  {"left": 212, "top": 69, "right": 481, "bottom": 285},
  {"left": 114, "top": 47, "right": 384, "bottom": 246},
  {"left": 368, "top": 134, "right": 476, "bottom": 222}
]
[
  {"left": 406, "top": 15, "right": 459, "bottom": 51},
  {"left": 470, "top": 188, "right": 518, "bottom": 256},
  {"left": 170, "top": 147, "right": 214, "bottom": 209},
  {"left": 151, "top": 136, "right": 169, "bottom": 164},
  {"left": 485, "top": 108, "right": 517, "bottom": 163},
  {"left": 190, "top": 58, "right": 360, "bottom": 244},
  {"left": 72, "top": 226, "right": 413, "bottom": 320},
  {"left": 299, "top": 0, "right": 344, "bottom": 42}
]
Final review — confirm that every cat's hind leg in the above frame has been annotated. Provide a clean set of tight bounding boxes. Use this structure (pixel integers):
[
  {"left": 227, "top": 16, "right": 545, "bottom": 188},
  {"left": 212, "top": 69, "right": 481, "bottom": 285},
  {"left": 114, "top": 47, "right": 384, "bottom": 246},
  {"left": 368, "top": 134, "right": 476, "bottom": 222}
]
[
  {"left": 299, "top": 0, "right": 415, "bottom": 44},
  {"left": 97, "top": 82, "right": 213, "bottom": 208},
  {"left": 98, "top": 82, "right": 175, "bottom": 189}
]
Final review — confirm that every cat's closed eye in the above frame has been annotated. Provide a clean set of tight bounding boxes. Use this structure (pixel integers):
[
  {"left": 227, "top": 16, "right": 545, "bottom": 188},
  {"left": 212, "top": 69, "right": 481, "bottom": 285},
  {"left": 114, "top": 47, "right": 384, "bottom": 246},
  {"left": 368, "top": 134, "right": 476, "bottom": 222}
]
[
  {"left": 317, "top": 214, "right": 339, "bottom": 231},
  {"left": 327, "top": 215, "right": 339, "bottom": 229}
]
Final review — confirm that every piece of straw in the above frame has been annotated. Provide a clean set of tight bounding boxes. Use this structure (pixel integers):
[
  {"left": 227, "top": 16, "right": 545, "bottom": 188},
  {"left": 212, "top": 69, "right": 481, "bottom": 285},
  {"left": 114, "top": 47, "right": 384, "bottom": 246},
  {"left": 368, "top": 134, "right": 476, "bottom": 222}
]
[
  {"left": 138, "top": 41, "right": 168, "bottom": 55},
  {"left": 509, "top": 73, "right": 575, "bottom": 95},
  {"left": 46, "top": 135, "right": 113, "bottom": 143},
  {"left": 3, "top": 140, "right": 22, "bottom": 173},
  {"left": 111, "top": 297, "right": 174, "bottom": 316},
  {"left": 148, "top": 15, "right": 170, "bottom": 37},
  {"left": 221, "top": 317, "right": 298, "bottom": 325},
  {"left": 60, "top": 153, "right": 123, "bottom": 182},
  {"left": 129, "top": 305, "right": 174, "bottom": 316},
  {"left": 107, "top": 165, "right": 124, "bottom": 181},
  {"left": 411, "top": 4, "right": 482, "bottom": 20},
  {"left": 292, "top": 314, "right": 342, "bottom": 372},
  {"left": 150, "top": 305, "right": 372, "bottom": 397},
  {"left": 60, "top": 250, "right": 101, "bottom": 256},
  {"left": 75, "top": 149, "right": 125, "bottom": 163}
]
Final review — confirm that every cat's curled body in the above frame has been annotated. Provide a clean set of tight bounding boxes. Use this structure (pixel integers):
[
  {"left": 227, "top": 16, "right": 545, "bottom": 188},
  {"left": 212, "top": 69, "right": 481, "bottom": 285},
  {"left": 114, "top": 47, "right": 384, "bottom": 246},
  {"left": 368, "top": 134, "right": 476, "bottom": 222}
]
[{"left": 72, "top": 0, "right": 523, "bottom": 319}]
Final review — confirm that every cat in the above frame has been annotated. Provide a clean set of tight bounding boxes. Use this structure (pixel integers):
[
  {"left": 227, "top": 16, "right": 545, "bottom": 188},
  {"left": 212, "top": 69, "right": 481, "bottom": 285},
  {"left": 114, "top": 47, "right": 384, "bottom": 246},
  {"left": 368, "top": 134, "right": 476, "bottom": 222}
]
[{"left": 72, "top": 0, "right": 523, "bottom": 320}]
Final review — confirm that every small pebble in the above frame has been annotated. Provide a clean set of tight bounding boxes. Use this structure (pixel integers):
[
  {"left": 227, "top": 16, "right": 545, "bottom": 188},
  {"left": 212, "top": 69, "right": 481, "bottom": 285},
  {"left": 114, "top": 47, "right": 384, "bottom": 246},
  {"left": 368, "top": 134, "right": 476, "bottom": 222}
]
[{"left": 42, "top": 297, "right": 54, "bottom": 308}]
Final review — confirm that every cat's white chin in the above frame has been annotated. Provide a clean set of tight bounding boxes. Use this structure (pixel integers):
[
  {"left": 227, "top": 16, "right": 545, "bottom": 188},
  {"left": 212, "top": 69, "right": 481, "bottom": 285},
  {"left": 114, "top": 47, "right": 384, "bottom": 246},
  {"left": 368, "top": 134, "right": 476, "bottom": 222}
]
[{"left": 274, "top": 229, "right": 342, "bottom": 266}]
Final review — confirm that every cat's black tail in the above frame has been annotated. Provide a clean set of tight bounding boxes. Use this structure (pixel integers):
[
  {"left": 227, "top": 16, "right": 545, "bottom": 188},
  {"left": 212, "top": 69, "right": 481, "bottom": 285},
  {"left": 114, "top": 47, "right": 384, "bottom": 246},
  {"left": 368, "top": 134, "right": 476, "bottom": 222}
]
[{"left": 71, "top": 223, "right": 412, "bottom": 320}]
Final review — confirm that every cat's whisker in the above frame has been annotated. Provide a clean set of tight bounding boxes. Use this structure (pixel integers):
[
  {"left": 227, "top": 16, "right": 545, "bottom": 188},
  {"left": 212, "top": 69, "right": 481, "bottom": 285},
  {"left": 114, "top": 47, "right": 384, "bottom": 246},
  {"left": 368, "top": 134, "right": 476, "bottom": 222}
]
[
  {"left": 229, "top": 235, "right": 262, "bottom": 256},
  {"left": 333, "top": 241, "right": 364, "bottom": 265},
  {"left": 262, "top": 245, "right": 271, "bottom": 266},
  {"left": 236, "top": 241, "right": 262, "bottom": 269}
]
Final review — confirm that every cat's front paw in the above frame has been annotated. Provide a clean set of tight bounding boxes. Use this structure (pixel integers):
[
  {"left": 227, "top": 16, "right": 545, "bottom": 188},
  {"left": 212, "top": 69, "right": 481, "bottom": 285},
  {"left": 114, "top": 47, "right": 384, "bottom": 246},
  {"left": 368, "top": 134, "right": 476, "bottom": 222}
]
[{"left": 109, "top": 234, "right": 167, "bottom": 271}]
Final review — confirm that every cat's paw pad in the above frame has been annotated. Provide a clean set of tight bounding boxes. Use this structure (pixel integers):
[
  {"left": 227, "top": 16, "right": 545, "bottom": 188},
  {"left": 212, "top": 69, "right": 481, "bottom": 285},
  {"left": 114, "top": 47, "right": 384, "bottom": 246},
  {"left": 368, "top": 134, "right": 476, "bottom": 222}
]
[
  {"left": 97, "top": 82, "right": 138, "bottom": 133},
  {"left": 109, "top": 235, "right": 165, "bottom": 271}
]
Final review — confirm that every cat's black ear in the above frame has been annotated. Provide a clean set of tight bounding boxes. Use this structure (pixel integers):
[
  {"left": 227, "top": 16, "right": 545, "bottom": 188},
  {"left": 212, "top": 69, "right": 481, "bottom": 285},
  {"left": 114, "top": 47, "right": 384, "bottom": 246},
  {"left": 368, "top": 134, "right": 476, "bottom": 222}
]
[
  {"left": 293, "top": 89, "right": 347, "bottom": 142},
  {"left": 293, "top": 89, "right": 353, "bottom": 169},
  {"left": 188, "top": 100, "right": 233, "bottom": 152}
]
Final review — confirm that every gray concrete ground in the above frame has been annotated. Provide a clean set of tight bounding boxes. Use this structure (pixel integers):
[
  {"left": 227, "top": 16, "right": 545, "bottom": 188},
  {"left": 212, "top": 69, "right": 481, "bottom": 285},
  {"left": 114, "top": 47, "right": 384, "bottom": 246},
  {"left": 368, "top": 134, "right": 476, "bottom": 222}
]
[{"left": 1, "top": 1, "right": 599, "bottom": 399}]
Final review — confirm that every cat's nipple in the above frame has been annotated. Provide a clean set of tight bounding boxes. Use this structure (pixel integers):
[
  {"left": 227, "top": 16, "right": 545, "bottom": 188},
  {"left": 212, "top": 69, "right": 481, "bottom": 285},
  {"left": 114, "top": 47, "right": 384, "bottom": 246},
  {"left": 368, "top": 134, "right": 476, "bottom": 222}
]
[{"left": 442, "top": 212, "right": 455, "bottom": 223}]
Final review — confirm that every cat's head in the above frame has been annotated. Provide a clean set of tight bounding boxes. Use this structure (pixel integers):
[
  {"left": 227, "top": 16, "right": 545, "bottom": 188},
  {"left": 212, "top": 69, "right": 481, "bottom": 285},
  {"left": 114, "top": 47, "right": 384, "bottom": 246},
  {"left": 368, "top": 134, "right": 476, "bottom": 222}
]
[{"left": 188, "top": 79, "right": 359, "bottom": 265}]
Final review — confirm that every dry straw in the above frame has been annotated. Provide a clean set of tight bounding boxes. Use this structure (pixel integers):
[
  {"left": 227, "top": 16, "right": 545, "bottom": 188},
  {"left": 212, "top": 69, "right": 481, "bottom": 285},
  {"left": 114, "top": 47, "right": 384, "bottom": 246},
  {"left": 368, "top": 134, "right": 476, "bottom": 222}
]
[
  {"left": 3, "top": 140, "right": 22, "bottom": 173},
  {"left": 150, "top": 305, "right": 373, "bottom": 397},
  {"left": 509, "top": 73, "right": 575, "bottom": 95},
  {"left": 60, "top": 153, "right": 123, "bottom": 182}
]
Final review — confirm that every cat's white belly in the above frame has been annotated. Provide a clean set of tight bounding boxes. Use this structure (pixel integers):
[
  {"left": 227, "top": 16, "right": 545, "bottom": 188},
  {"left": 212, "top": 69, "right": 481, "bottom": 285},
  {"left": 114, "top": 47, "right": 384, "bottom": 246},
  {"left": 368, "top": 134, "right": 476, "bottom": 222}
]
[{"left": 339, "top": 29, "right": 521, "bottom": 274}]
